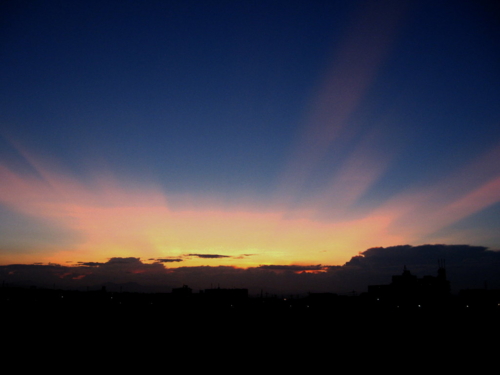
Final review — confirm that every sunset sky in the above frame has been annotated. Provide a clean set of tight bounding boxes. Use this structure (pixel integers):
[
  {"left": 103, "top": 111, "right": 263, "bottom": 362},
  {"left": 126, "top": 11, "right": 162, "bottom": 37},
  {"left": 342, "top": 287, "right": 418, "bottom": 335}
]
[{"left": 1, "top": 0, "right": 500, "bottom": 284}]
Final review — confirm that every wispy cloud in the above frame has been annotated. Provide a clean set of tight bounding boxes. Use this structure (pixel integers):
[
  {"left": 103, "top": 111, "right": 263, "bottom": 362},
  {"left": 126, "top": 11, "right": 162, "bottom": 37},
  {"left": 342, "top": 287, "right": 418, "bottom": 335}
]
[
  {"left": 257, "top": 264, "right": 326, "bottom": 273},
  {"left": 155, "top": 258, "right": 183, "bottom": 263}
]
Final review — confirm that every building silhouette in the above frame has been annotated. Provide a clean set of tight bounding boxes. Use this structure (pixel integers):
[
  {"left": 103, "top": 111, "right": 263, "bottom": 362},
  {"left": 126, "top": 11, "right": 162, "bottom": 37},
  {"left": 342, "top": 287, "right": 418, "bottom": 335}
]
[{"left": 368, "top": 261, "right": 450, "bottom": 308}]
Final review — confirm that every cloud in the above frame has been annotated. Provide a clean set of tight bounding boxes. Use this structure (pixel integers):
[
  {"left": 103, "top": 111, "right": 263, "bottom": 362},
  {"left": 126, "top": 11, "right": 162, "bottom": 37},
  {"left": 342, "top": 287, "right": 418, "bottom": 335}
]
[
  {"left": 155, "top": 258, "right": 183, "bottom": 263},
  {"left": 338, "top": 244, "right": 500, "bottom": 291},
  {"left": 1, "top": 245, "right": 499, "bottom": 295},
  {"left": 233, "top": 254, "right": 256, "bottom": 259},
  {"left": 106, "top": 257, "right": 141, "bottom": 265},
  {"left": 78, "top": 262, "right": 104, "bottom": 267},
  {"left": 257, "top": 265, "right": 325, "bottom": 272},
  {"left": 188, "top": 254, "right": 231, "bottom": 259}
]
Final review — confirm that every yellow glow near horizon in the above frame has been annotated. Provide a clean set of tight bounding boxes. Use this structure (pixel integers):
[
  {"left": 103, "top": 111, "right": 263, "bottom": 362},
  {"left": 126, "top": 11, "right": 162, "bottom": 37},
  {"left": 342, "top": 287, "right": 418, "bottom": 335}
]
[
  {"left": 1, "top": 139, "right": 500, "bottom": 267},
  {"left": 0, "top": 159, "right": 409, "bottom": 267}
]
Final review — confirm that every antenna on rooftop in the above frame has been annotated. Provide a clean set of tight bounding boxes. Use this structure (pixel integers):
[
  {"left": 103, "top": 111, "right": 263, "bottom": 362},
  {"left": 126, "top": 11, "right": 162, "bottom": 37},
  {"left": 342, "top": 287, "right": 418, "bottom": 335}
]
[
  {"left": 437, "top": 258, "right": 447, "bottom": 280},
  {"left": 437, "top": 258, "right": 445, "bottom": 268}
]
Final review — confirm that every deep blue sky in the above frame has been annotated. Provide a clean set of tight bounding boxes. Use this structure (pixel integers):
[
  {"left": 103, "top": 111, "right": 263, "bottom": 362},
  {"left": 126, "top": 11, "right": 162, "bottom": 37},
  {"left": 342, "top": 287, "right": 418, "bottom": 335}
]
[
  {"left": 3, "top": 0, "right": 347, "bottom": 192},
  {"left": 1, "top": 0, "right": 500, "bottom": 269}
]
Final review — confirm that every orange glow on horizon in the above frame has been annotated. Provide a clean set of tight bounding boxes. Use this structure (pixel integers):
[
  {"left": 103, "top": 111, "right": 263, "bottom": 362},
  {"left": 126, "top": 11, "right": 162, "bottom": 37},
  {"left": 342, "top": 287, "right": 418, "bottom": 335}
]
[
  {"left": 1, "top": 138, "right": 500, "bottom": 267},
  {"left": 0, "top": 158, "right": 408, "bottom": 267}
]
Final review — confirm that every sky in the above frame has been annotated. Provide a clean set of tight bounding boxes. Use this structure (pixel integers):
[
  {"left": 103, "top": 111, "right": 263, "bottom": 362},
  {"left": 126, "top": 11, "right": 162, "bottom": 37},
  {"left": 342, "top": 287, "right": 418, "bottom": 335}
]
[{"left": 1, "top": 1, "right": 500, "bottom": 292}]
